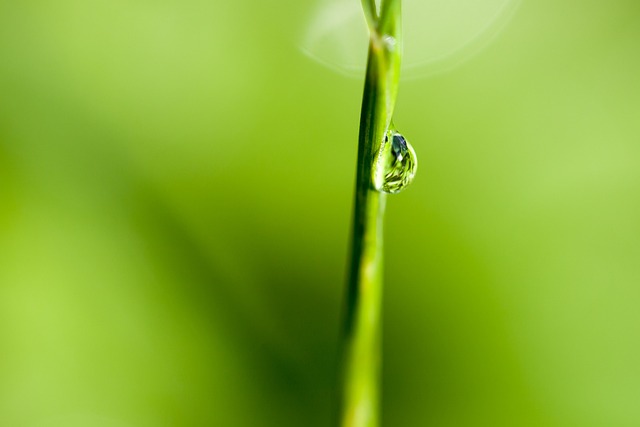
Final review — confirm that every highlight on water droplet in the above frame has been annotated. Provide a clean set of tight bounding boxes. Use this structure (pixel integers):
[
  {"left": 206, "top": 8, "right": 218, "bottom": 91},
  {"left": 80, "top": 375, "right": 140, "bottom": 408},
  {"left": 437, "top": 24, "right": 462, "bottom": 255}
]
[
  {"left": 373, "top": 129, "right": 418, "bottom": 194},
  {"left": 300, "top": 0, "right": 521, "bottom": 79}
]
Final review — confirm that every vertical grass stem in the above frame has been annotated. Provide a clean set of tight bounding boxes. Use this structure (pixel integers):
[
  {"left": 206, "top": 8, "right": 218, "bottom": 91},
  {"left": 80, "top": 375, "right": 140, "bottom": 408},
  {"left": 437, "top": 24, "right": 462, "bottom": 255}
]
[{"left": 339, "top": 1, "right": 402, "bottom": 426}]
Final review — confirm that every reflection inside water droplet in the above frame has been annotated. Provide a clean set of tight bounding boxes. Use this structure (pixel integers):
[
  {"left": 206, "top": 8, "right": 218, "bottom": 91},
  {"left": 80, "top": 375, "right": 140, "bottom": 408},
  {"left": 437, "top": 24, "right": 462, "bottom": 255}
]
[{"left": 373, "top": 129, "right": 417, "bottom": 194}]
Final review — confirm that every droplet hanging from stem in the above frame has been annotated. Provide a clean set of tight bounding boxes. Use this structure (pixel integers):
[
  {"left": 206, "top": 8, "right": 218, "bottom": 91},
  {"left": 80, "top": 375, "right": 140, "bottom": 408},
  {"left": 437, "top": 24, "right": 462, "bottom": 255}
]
[{"left": 372, "top": 127, "right": 417, "bottom": 194}]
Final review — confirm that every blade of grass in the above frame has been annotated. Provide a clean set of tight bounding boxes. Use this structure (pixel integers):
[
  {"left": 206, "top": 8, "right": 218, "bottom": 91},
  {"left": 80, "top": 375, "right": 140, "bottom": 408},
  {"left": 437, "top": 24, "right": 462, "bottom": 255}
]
[
  {"left": 339, "top": 1, "right": 402, "bottom": 426},
  {"left": 361, "top": 0, "right": 378, "bottom": 33}
]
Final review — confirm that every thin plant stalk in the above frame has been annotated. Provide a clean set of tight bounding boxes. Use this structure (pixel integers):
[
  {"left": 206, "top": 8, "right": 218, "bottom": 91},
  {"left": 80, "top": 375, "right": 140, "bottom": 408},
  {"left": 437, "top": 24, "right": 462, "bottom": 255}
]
[{"left": 339, "top": 1, "right": 402, "bottom": 426}]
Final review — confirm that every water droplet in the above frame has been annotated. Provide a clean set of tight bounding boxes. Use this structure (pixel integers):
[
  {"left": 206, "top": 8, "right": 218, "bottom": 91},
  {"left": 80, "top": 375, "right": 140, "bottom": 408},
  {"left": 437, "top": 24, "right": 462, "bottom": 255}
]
[
  {"left": 373, "top": 130, "right": 417, "bottom": 194},
  {"left": 382, "top": 35, "right": 397, "bottom": 51}
]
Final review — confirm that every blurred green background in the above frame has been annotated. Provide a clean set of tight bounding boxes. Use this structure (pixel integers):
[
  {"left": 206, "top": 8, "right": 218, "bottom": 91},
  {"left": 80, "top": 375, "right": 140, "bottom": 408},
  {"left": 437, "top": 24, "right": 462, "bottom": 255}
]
[{"left": 1, "top": 0, "right": 639, "bottom": 426}]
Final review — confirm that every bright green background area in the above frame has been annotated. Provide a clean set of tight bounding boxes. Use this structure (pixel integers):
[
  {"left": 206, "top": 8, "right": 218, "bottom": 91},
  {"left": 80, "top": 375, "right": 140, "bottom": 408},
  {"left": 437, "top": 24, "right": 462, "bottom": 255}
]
[{"left": 1, "top": 1, "right": 639, "bottom": 426}]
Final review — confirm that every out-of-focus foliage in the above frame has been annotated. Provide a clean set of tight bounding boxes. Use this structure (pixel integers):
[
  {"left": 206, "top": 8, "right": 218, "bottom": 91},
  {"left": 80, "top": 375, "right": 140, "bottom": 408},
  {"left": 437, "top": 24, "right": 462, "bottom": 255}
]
[{"left": 1, "top": 0, "right": 639, "bottom": 426}]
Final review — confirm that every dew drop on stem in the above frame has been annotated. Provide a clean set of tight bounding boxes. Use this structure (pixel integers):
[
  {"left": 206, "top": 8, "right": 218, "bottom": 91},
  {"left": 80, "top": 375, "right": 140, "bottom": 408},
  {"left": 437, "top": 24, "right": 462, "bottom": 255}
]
[{"left": 373, "top": 129, "right": 417, "bottom": 194}]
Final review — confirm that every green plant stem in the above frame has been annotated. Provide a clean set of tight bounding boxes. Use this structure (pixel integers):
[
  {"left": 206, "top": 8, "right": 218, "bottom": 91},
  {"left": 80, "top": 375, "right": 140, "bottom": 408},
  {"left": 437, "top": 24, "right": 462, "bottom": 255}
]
[
  {"left": 339, "top": 1, "right": 402, "bottom": 426},
  {"left": 361, "top": 0, "right": 378, "bottom": 31}
]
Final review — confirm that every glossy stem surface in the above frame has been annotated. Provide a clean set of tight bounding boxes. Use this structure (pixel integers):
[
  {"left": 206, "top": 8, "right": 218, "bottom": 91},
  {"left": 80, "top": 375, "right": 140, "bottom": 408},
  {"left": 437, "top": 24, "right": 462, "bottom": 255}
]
[{"left": 339, "top": 1, "right": 402, "bottom": 426}]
